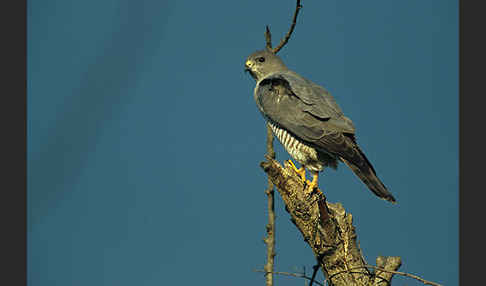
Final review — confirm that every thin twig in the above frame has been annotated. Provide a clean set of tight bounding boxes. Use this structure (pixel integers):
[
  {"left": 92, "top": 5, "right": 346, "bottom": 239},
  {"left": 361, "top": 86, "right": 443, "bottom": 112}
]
[
  {"left": 266, "top": 123, "right": 276, "bottom": 160},
  {"left": 265, "top": 26, "right": 273, "bottom": 50},
  {"left": 272, "top": 0, "right": 303, "bottom": 54},
  {"left": 328, "top": 265, "right": 442, "bottom": 286},
  {"left": 367, "top": 265, "right": 442, "bottom": 286},
  {"left": 263, "top": 124, "right": 276, "bottom": 286},
  {"left": 254, "top": 269, "right": 325, "bottom": 286},
  {"left": 309, "top": 264, "right": 320, "bottom": 286}
]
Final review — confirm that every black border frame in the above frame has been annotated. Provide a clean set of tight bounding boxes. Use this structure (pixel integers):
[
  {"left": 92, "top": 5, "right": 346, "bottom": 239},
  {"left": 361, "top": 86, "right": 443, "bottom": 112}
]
[
  {"left": 0, "top": 0, "right": 474, "bottom": 284},
  {"left": 0, "top": 0, "right": 27, "bottom": 285},
  {"left": 459, "top": 0, "right": 483, "bottom": 285}
]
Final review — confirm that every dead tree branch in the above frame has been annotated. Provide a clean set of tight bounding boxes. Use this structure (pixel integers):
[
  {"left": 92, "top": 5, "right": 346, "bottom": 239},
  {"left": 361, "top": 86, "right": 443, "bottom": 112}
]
[
  {"left": 371, "top": 256, "right": 403, "bottom": 285},
  {"left": 263, "top": 124, "right": 276, "bottom": 286},
  {"left": 259, "top": 157, "right": 439, "bottom": 286},
  {"left": 329, "top": 263, "right": 443, "bottom": 286},
  {"left": 309, "top": 264, "right": 320, "bottom": 286},
  {"left": 367, "top": 264, "right": 442, "bottom": 286}
]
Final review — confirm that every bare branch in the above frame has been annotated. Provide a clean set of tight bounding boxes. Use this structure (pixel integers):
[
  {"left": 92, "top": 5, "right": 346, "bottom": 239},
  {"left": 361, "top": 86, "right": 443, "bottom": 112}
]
[
  {"left": 372, "top": 256, "right": 402, "bottom": 285},
  {"left": 265, "top": 123, "right": 275, "bottom": 160},
  {"left": 272, "top": 0, "right": 303, "bottom": 54},
  {"left": 260, "top": 157, "right": 373, "bottom": 285},
  {"left": 260, "top": 158, "right": 436, "bottom": 286},
  {"left": 367, "top": 264, "right": 442, "bottom": 286},
  {"left": 309, "top": 264, "right": 320, "bottom": 286},
  {"left": 263, "top": 124, "right": 276, "bottom": 286},
  {"left": 265, "top": 26, "right": 273, "bottom": 51},
  {"left": 254, "top": 269, "right": 325, "bottom": 286},
  {"left": 329, "top": 264, "right": 442, "bottom": 286},
  {"left": 263, "top": 0, "right": 303, "bottom": 54},
  {"left": 257, "top": 131, "right": 442, "bottom": 286}
]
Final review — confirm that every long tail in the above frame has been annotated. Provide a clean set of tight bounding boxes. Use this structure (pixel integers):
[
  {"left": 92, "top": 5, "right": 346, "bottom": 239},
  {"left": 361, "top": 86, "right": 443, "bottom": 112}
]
[{"left": 340, "top": 157, "right": 397, "bottom": 204}]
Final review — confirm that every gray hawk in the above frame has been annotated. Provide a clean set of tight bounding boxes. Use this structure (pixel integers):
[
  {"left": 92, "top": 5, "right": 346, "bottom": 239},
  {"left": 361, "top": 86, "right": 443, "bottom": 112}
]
[{"left": 245, "top": 49, "right": 396, "bottom": 203}]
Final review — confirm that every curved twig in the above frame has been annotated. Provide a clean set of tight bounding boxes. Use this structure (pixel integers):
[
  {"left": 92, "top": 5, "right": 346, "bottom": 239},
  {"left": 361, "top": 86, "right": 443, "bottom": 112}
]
[
  {"left": 264, "top": 0, "right": 302, "bottom": 53},
  {"left": 272, "top": 0, "right": 302, "bottom": 53}
]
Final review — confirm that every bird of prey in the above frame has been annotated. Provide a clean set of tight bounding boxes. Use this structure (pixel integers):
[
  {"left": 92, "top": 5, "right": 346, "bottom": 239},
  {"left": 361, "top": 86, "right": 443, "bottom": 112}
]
[{"left": 245, "top": 49, "right": 396, "bottom": 203}]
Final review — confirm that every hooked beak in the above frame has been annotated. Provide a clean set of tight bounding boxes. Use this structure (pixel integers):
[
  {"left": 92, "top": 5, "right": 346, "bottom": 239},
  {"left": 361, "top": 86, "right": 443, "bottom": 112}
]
[
  {"left": 244, "top": 60, "right": 253, "bottom": 73},
  {"left": 245, "top": 60, "right": 258, "bottom": 80}
]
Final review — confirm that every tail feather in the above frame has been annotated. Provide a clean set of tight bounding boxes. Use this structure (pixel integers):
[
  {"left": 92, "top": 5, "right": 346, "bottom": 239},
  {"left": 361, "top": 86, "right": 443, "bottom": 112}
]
[{"left": 340, "top": 157, "right": 397, "bottom": 204}]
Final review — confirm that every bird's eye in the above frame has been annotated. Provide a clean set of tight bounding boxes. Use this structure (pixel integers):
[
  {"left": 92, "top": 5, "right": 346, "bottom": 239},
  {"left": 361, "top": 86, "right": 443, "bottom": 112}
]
[{"left": 257, "top": 57, "right": 265, "bottom": 63}]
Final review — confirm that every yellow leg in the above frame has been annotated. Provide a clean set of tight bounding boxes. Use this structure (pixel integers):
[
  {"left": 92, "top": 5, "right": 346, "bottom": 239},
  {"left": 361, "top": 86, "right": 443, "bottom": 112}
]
[
  {"left": 288, "top": 160, "right": 306, "bottom": 183},
  {"left": 307, "top": 173, "right": 319, "bottom": 190}
]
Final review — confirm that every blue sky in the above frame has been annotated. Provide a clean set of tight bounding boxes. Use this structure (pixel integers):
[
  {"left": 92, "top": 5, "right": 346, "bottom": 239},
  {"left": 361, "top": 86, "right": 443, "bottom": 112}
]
[{"left": 28, "top": 0, "right": 458, "bottom": 285}]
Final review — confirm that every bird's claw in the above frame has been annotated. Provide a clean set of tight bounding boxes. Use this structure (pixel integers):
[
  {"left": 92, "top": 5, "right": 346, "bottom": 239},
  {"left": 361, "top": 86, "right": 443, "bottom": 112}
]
[
  {"left": 288, "top": 160, "right": 306, "bottom": 183},
  {"left": 307, "top": 174, "right": 319, "bottom": 190}
]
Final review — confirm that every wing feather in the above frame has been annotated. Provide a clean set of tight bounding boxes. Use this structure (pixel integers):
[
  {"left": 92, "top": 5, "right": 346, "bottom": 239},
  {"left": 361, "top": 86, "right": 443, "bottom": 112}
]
[{"left": 255, "top": 72, "right": 359, "bottom": 163}]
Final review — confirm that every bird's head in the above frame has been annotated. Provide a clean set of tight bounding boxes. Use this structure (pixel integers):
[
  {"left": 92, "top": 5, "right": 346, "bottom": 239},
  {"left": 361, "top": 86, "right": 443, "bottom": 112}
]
[{"left": 245, "top": 49, "right": 288, "bottom": 81}]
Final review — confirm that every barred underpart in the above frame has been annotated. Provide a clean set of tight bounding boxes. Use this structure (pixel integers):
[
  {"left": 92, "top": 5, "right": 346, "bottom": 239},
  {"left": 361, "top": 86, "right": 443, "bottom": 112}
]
[{"left": 268, "top": 122, "right": 324, "bottom": 173}]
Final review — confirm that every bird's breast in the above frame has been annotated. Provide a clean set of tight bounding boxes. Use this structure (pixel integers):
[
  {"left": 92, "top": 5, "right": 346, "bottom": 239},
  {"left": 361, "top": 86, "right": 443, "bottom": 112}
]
[{"left": 268, "top": 122, "right": 323, "bottom": 172}]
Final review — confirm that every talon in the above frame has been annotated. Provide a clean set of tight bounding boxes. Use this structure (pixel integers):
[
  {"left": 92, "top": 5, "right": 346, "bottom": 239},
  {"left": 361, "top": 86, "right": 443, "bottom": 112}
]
[
  {"left": 288, "top": 160, "right": 306, "bottom": 182},
  {"left": 307, "top": 173, "right": 319, "bottom": 190}
]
